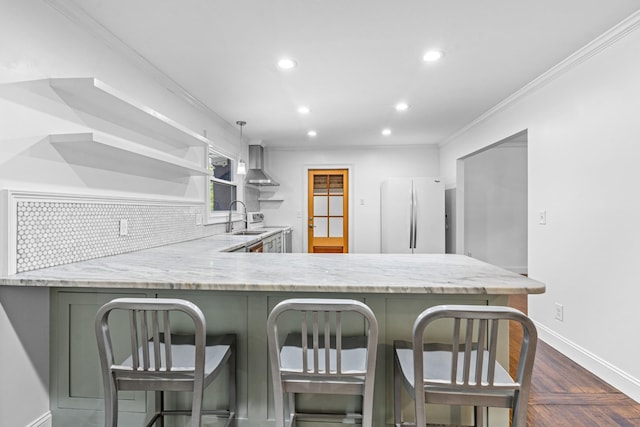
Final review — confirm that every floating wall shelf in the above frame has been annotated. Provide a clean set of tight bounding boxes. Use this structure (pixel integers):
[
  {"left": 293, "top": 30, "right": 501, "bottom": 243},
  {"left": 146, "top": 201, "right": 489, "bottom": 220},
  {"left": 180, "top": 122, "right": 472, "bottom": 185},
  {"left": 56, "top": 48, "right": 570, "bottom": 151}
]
[
  {"left": 49, "top": 132, "right": 211, "bottom": 176},
  {"left": 49, "top": 78, "right": 212, "bottom": 149}
]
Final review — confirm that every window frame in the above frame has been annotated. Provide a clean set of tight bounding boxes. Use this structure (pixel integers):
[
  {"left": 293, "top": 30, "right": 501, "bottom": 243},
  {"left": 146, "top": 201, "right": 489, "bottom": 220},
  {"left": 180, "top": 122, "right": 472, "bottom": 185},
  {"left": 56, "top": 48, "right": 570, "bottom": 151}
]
[{"left": 207, "top": 148, "right": 241, "bottom": 224}]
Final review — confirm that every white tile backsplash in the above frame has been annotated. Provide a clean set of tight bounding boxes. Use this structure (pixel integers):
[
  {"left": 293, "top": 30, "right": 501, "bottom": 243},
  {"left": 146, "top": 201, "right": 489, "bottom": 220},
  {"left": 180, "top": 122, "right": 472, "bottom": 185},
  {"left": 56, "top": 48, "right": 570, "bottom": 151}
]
[{"left": 15, "top": 200, "right": 216, "bottom": 273}]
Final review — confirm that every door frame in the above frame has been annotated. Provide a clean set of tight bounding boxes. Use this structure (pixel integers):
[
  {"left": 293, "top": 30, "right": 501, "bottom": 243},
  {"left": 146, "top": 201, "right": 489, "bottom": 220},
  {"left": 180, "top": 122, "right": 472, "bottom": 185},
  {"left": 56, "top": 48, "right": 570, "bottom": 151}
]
[{"left": 302, "top": 164, "right": 354, "bottom": 253}]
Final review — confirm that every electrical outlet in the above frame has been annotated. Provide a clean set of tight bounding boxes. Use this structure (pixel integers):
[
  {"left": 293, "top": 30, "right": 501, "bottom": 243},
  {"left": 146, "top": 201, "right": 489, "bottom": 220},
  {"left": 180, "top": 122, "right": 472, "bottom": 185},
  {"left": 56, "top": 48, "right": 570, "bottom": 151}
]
[
  {"left": 119, "top": 219, "right": 129, "bottom": 236},
  {"left": 554, "top": 303, "right": 564, "bottom": 321},
  {"left": 539, "top": 210, "right": 547, "bottom": 225}
]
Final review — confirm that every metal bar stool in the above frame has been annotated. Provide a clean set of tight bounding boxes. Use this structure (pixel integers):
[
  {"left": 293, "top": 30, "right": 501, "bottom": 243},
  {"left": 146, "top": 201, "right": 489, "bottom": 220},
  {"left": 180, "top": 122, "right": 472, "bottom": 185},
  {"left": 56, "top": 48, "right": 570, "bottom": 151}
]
[
  {"left": 267, "top": 298, "right": 379, "bottom": 427},
  {"left": 95, "top": 298, "right": 236, "bottom": 427},
  {"left": 393, "top": 305, "right": 537, "bottom": 427}
]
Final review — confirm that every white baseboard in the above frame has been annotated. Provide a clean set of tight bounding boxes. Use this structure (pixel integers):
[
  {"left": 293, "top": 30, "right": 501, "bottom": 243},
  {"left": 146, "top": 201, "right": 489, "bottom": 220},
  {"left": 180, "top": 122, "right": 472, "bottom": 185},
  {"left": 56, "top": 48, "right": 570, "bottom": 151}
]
[
  {"left": 27, "top": 412, "right": 52, "bottom": 427},
  {"left": 535, "top": 321, "right": 640, "bottom": 403}
]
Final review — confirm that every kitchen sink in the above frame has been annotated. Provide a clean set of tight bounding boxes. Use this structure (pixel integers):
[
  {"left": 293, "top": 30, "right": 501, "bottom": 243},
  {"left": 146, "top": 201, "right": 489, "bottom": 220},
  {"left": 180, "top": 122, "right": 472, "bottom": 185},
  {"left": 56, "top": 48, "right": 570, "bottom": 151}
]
[{"left": 232, "top": 230, "right": 265, "bottom": 236}]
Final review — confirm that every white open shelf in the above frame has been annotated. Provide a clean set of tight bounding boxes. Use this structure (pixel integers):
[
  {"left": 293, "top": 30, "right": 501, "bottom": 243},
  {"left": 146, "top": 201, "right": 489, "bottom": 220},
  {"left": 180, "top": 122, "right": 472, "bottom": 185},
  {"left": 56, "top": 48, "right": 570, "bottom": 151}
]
[
  {"left": 49, "top": 132, "right": 211, "bottom": 176},
  {"left": 49, "top": 78, "right": 211, "bottom": 149}
]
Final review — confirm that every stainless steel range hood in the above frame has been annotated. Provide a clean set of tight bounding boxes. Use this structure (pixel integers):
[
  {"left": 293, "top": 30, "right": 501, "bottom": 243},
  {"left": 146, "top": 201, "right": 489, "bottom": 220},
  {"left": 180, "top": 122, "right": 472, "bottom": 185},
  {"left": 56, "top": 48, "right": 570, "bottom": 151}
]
[{"left": 246, "top": 145, "right": 279, "bottom": 186}]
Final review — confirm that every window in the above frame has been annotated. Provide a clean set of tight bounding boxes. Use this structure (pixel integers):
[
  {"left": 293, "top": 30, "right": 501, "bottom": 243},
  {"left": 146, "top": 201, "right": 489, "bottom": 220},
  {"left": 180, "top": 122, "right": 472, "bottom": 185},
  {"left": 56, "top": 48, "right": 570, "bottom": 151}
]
[{"left": 209, "top": 151, "right": 237, "bottom": 213}]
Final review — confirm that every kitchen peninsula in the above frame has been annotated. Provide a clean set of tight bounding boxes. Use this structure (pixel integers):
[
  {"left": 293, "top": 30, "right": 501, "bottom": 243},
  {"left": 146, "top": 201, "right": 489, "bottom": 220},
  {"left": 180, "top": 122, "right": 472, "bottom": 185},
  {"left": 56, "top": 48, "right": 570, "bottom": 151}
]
[{"left": 0, "top": 236, "right": 544, "bottom": 427}]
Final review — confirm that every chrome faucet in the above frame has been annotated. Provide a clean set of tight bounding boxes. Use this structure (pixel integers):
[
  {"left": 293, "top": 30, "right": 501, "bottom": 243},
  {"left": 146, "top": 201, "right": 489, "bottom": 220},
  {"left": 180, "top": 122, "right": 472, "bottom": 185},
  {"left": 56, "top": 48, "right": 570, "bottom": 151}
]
[{"left": 227, "top": 200, "right": 247, "bottom": 233}]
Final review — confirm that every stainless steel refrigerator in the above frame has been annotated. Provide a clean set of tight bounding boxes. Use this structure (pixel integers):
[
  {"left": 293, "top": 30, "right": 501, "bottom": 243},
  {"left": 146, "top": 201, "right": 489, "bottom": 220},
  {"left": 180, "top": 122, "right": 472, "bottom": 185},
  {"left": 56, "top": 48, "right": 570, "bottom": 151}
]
[{"left": 380, "top": 177, "right": 445, "bottom": 253}]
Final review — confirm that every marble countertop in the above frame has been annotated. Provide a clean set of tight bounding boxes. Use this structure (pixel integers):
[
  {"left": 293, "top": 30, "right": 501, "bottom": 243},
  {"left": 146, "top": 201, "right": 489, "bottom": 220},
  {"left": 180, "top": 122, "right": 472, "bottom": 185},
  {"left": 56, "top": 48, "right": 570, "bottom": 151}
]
[
  {"left": 0, "top": 234, "right": 545, "bottom": 295},
  {"left": 202, "top": 226, "right": 290, "bottom": 251}
]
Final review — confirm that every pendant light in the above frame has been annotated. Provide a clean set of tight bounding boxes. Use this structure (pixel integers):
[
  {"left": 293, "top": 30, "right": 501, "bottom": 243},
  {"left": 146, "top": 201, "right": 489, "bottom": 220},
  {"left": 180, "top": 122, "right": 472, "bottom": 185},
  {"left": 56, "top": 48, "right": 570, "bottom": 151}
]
[{"left": 236, "top": 120, "right": 247, "bottom": 175}]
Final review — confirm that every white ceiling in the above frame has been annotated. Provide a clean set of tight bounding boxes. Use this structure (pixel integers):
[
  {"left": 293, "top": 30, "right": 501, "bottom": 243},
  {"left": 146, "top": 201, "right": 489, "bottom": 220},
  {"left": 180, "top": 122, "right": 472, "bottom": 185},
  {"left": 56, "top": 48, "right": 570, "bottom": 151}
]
[{"left": 62, "top": 0, "right": 639, "bottom": 148}]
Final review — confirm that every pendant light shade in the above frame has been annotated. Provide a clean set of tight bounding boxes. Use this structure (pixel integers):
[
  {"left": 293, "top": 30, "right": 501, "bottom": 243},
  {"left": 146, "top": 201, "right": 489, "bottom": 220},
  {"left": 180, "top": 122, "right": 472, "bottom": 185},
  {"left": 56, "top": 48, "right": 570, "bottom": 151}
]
[
  {"left": 237, "top": 159, "right": 247, "bottom": 175},
  {"left": 236, "top": 120, "right": 247, "bottom": 175}
]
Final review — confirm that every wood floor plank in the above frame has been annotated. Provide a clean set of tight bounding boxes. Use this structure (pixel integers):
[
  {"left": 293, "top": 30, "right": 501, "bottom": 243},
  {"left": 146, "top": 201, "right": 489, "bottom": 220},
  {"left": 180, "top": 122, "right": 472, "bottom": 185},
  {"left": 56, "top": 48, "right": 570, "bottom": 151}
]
[{"left": 529, "top": 392, "right": 632, "bottom": 406}]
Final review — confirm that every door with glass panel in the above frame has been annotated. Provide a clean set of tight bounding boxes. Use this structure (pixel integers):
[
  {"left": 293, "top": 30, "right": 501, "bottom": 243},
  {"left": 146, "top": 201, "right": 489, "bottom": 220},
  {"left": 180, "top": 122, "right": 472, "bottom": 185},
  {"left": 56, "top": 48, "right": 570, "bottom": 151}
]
[{"left": 308, "top": 169, "right": 349, "bottom": 253}]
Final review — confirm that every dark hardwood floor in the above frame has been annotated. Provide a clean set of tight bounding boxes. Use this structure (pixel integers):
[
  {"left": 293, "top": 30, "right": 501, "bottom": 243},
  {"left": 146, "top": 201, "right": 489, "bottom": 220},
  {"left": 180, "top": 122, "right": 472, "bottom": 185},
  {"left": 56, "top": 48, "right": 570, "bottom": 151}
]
[{"left": 509, "top": 295, "right": 640, "bottom": 426}]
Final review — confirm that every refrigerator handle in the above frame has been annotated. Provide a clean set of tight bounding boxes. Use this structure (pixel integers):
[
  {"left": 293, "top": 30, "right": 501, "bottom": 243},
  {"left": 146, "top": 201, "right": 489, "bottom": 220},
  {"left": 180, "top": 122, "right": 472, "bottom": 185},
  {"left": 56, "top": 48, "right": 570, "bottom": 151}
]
[
  {"left": 409, "top": 185, "right": 414, "bottom": 249},
  {"left": 412, "top": 187, "right": 417, "bottom": 249}
]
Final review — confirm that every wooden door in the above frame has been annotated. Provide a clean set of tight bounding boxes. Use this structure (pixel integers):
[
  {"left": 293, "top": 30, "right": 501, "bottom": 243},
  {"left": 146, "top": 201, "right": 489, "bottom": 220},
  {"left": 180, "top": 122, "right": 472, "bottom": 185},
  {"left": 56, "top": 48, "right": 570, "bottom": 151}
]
[{"left": 308, "top": 169, "right": 348, "bottom": 253}]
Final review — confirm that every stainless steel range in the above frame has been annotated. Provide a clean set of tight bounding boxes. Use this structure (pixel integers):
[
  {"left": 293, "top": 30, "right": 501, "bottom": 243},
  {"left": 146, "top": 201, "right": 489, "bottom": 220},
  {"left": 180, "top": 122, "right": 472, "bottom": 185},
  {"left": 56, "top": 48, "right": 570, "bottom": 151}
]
[{"left": 246, "top": 212, "right": 265, "bottom": 229}]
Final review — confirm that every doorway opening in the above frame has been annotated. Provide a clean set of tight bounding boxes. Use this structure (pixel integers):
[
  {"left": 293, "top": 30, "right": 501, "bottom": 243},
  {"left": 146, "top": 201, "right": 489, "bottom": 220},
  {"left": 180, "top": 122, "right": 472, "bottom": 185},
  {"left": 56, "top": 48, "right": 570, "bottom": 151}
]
[{"left": 456, "top": 130, "right": 528, "bottom": 275}]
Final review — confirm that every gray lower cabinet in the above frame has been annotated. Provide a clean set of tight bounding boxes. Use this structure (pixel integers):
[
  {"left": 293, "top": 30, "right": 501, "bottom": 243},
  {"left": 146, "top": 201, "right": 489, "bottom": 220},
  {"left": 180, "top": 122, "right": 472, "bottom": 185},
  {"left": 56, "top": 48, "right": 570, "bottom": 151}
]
[
  {"left": 52, "top": 289, "right": 260, "bottom": 427},
  {"left": 50, "top": 288, "right": 506, "bottom": 427},
  {"left": 52, "top": 290, "right": 149, "bottom": 427},
  {"left": 262, "top": 232, "right": 283, "bottom": 253}
]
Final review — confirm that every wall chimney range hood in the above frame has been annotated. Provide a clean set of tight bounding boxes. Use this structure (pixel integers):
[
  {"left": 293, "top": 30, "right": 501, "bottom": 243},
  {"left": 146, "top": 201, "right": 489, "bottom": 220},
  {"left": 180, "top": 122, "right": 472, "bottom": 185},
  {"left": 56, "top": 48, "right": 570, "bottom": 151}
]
[{"left": 246, "top": 145, "right": 279, "bottom": 186}]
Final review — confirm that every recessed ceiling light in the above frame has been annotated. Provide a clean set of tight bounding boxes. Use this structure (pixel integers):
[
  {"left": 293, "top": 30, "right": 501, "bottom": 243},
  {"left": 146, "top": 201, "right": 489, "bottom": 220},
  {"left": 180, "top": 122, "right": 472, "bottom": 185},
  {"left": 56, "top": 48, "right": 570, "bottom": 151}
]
[
  {"left": 382, "top": 128, "right": 392, "bottom": 136},
  {"left": 395, "top": 102, "right": 409, "bottom": 112},
  {"left": 307, "top": 130, "right": 317, "bottom": 137},
  {"left": 277, "top": 58, "right": 297, "bottom": 70},
  {"left": 297, "top": 106, "right": 311, "bottom": 114},
  {"left": 423, "top": 50, "right": 444, "bottom": 62}
]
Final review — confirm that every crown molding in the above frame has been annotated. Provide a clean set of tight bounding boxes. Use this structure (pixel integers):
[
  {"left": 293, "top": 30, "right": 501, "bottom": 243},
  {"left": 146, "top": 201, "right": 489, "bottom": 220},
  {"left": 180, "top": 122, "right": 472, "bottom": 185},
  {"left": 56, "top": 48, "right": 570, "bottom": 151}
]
[
  {"left": 43, "top": 0, "right": 229, "bottom": 127},
  {"left": 439, "top": 9, "right": 640, "bottom": 148},
  {"left": 268, "top": 142, "right": 439, "bottom": 152}
]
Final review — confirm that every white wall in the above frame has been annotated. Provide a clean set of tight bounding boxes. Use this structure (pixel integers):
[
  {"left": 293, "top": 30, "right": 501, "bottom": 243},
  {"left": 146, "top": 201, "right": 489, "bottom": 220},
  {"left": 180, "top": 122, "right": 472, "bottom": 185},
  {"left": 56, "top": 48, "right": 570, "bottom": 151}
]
[
  {"left": 263, "top": 145, "right": 440, "bottom": 253},
  {"left": 0, "top": 1, "right": 242, "bottom": 200},
  {"left": 440, "top": 13, "right": 640, "bottom": 400},
  {"left": 0, "top": 1, "right": 242, "bottom": 425},
  {"left": 463, "top": 142, "right": 528, "bottom": 273}
]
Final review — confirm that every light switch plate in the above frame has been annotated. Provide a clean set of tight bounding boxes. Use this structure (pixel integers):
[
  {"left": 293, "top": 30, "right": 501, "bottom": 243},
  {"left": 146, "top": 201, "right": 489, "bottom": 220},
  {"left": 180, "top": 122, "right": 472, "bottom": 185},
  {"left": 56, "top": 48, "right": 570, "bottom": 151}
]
[{"left": 554, "top": 302, "right": 563, "bottom": 321}]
